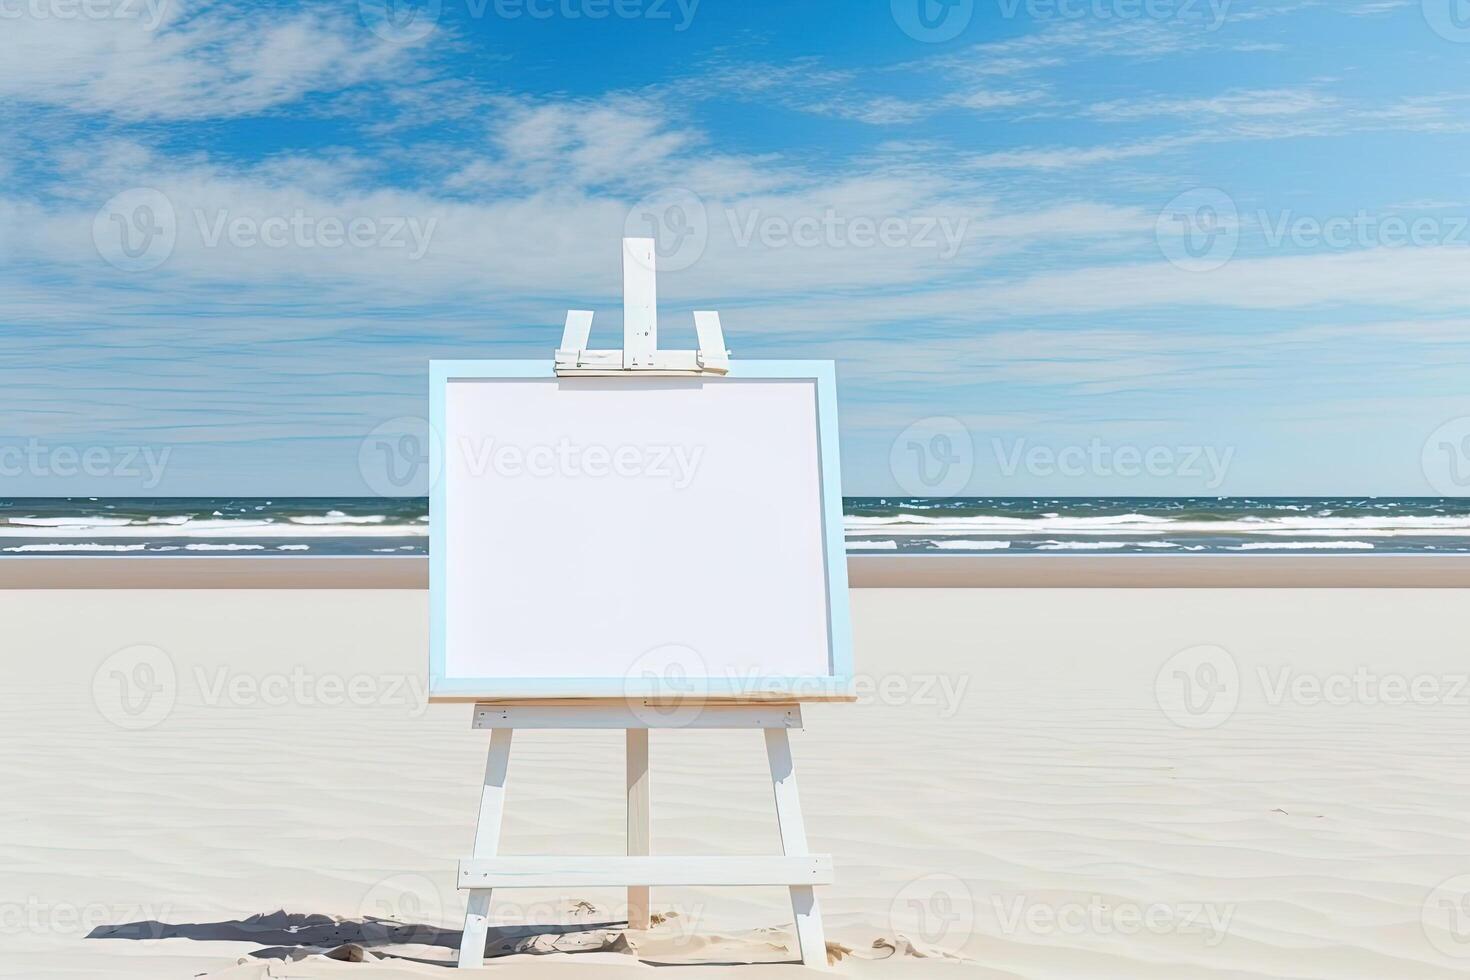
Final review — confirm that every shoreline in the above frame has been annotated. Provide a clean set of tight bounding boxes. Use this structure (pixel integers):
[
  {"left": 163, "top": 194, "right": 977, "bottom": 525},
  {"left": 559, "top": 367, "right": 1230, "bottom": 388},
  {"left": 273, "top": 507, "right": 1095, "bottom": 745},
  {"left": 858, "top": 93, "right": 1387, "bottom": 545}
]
[{"left": 5, "top": 553, "right": 1470, "bottom": 588}]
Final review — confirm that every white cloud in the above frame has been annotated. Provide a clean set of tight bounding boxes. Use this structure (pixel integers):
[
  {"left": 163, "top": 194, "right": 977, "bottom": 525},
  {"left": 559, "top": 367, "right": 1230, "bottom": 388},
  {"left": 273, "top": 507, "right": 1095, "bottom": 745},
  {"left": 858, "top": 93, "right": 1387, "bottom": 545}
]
[
  {"left": 949, "top": 88, "right": 1050, "bottom": 111},
  {"left": 966, "top": 135, "right": 1207, "bottom": 171},
  {"left": 0, "top": 1, "right": 416, "bottom": 120},
  {"left": 1087, "top": 88, "right": 1336, "bottom": 121}
]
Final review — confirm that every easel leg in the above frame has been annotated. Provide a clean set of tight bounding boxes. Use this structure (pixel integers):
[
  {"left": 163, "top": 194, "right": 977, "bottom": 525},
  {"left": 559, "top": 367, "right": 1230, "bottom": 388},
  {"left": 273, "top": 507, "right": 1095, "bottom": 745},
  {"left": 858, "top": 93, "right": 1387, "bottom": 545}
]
[
  {"left": 763, "top": 728, "right": 828, "bottom": 969},
  {"left": 626, "top": 728, "right": 651, "bottom": 930},
  {"left": 458, "top": 727, "right": 513, "bottom": 969}
]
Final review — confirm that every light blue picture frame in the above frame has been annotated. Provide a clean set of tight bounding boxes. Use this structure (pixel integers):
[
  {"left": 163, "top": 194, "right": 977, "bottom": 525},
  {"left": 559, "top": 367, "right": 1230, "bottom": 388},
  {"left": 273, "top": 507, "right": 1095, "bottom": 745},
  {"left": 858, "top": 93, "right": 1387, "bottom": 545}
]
[{"left": 428, "top": 359, "right": 854, "bottom": 702}]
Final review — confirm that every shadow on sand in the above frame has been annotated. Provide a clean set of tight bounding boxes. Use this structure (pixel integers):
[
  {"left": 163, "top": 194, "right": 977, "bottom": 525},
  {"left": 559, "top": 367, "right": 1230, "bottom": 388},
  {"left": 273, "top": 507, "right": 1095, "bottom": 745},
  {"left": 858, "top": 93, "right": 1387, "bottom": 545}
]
[{"left": 87, "top": 909, "right": 631, "bottom": 965}]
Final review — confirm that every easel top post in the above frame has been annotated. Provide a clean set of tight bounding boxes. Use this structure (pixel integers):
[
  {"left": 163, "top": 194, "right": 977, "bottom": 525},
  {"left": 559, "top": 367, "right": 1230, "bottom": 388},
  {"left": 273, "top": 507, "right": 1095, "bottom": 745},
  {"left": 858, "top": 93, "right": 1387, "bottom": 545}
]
[
  {"left": 623, "top": 238, "right": 657, "bottom": 369},
  {"left": 554, "top": 237, "right": 728, "bottom": 377}
]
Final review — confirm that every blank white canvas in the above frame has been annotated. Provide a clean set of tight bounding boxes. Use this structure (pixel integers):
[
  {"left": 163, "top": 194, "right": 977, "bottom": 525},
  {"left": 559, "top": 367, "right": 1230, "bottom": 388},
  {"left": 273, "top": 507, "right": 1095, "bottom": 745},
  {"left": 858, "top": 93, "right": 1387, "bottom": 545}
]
[{"left": 443, "top": 377, "right": 833, "bottom": 684}]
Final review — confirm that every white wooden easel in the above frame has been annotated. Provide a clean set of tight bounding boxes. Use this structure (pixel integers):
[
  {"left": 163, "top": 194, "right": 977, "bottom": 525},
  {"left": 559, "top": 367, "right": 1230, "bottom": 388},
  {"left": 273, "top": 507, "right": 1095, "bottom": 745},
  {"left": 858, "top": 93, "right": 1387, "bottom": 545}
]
[
  {"left": 455, "top": 702, "right": 831, "bottom": 969},
  {"left": 453, "top": 240, "right": 832, "bottom": 969}
]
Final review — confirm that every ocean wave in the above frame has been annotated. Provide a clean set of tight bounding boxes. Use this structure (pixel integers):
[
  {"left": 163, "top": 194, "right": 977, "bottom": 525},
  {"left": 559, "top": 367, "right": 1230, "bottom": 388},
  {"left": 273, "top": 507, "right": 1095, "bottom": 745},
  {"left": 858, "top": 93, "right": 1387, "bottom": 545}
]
[
  {"left": 183, "top": 543, "right": 267, "bottom": 551},
  {"left": 8, "top": 517, "right": 135, "bottom": 527},
  {"left": 1036, "top": 541, "right": 1176, "bottom": 551},
  {"left": 2, "top": 542, "right": 149, "bottom": 552},
  {"left": 0, "top": 522, "right": 426, "bottom": 539},
  {"left": 287, "top": 511, "right": 387, "bottom": 525},
  {"left": 846, "top": 512, "right": 1176, "bottom": 530},
  {"left": 842, "top": 514, "right": 1470, "bottom": 537},
  {"left": 1230, "top": 541, "right": 1376, "bottom": 551},
  {"left": 1037, "top": 542, "right": 1120, "bottom": 550},
  {"left": 932, "top": 540, "right": 1011, "bottom": 550}
]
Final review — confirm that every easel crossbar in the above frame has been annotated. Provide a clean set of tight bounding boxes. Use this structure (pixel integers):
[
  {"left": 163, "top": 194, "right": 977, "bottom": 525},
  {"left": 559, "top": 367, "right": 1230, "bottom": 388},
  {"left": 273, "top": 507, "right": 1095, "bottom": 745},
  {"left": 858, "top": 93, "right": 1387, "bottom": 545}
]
[
  {"left": 458, "top": 855, "right": 833, "bottom": 888},
  {"left": 472, "top": 703, "right": 803, "bottom": 729}
]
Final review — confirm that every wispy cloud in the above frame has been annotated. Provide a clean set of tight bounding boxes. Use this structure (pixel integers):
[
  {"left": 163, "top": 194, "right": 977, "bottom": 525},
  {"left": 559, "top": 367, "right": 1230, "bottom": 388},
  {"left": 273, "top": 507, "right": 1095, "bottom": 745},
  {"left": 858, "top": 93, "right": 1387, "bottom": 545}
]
[
  {"left": 1087, "top": 88, "right": 1336, "bottom": 121},
  {"left": 0, "top": 2, "right": 419, "bottom": 121}
]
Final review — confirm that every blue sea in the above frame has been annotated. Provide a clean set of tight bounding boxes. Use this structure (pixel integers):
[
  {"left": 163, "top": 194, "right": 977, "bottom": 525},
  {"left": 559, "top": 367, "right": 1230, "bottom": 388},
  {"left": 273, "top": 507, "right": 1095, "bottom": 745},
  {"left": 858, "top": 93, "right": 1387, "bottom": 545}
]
[{"left": 3, "top": 497, "right": 1470, "bottom": 555}]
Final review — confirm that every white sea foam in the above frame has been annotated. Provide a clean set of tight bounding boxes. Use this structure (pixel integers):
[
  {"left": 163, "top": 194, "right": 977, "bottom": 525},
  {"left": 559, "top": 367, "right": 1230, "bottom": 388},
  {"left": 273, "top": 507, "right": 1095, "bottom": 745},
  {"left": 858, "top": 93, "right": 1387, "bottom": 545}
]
[
  {"left": 1037, "top": 541, "right": 1130, "bottom": 550},
  {"left": 288, "top": 512, "right": 387, "bottom": 525},
  {"left": 843, "top": 514, "right": 1470, "bottom": 538},
  {"left": 1231, "top": 541, "right": 1376, "bottom": 551},
  {"left": 8, "top": 517, "right": 134, "bottom": 527},
  {"left": 932, "top": 540, "right": 1012, "bottom": 550},
  {"left": 0, "top": 522, "right": 425, "bottom": 539},
  {"left": 851, "top": 540, "right": 899, "bottom": 550},
  {"left": 1, "top": 542, "right": 150, "bottom": 552},
  {"left": 183, "top": 543, "right": 267, "bottom": 551},
  {"left": 1034, "top": 540, "right": 1182, "bottom": 551}
]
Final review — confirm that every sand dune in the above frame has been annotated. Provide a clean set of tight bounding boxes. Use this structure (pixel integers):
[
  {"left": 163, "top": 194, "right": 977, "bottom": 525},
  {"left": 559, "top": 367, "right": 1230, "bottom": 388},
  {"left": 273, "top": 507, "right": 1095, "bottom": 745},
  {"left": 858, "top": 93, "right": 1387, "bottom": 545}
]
[{"left": 5, "top": 587, "right": 1470, "bottom": 977}]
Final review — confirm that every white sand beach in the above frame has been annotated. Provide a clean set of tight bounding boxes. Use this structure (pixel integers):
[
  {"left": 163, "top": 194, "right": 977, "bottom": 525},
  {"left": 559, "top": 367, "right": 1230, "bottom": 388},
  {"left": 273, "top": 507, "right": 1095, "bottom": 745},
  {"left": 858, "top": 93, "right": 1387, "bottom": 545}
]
[{"left": 6, "top": 583, "right": 1470, "bottom": 978}]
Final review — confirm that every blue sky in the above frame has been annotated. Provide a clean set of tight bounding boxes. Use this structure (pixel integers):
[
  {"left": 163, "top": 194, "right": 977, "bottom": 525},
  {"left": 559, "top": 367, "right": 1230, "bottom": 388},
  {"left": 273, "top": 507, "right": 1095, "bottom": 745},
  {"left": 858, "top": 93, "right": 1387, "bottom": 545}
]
[{"left": 3, "top": 0, "right": 1470, "bottom": 496}]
